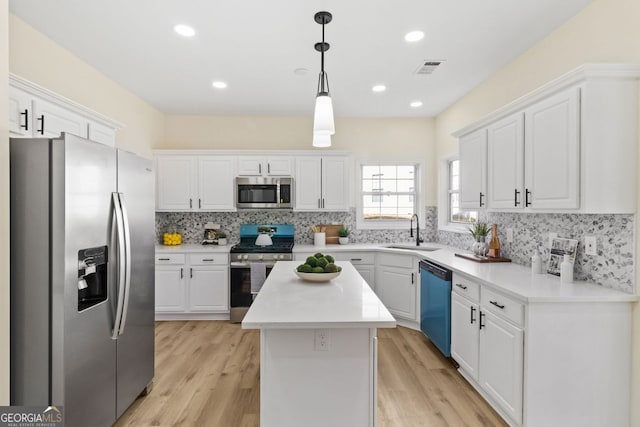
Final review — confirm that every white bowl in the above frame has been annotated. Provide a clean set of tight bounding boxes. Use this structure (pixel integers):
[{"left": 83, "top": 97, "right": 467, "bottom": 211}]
[{"left": 294, "top": 270, "right": 341, "bottom": 282}]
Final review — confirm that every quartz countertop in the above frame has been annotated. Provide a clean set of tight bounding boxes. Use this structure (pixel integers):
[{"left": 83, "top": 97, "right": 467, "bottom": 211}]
[
  {"left": 155, "top": 243, "right": 232, "bottom": 253},
  {"left": 242, "top": 261, "right": 396, "bottom": 330},
  {"left": 295, "top": 242, "right": 636, "bottom": 304}
]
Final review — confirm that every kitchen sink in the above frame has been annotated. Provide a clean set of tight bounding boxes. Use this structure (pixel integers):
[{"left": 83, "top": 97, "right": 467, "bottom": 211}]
[{"left": 385, "top": 244, "right": 440, "bottom": 252}]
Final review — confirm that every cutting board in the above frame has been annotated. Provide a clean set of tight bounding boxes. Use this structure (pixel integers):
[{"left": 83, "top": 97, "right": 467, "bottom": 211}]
[
  {"left": 455, "top": 253, "right": 512, "bottom": 263},
  {"left": 318, "top": 224, "right": 343, "bottom": 245}
]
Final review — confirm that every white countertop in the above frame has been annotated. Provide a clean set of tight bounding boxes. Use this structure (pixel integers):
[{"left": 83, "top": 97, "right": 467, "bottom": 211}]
[
  {"left": 293, "top": 242, "right": 445, "bottom": 253},
  {"left": 155, "top": 243, "right": 232, "bottom": 253},
  {"left": 242, "top": 261, "right": 396, "bottom": 330}
]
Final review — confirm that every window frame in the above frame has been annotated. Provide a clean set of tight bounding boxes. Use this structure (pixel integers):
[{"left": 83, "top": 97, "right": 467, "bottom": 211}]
[
  {"left": 438, "top": 156, "right": 477, "bottom": 233},
  {"left": 356, "top": 160, "right": 424, "bottom": 230}
]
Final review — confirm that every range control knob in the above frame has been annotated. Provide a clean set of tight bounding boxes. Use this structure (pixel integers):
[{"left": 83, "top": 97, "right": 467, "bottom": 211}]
[{"left": 243, "top": 254, "right": 249, "bottom": 260}]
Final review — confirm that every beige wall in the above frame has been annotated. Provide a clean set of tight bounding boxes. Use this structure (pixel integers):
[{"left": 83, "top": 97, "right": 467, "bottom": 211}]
[
  {"left": 0, "top": 1, "right": 9, "bottom": 405},
  {"left": 434, "top": 0, "right": 640, "bottom": 422},
  {"left": 163, "top": 115, "right": 438, "bottom": 205},
  {"left": 9, "top": 16, "right": 164, "bottom": 158}
]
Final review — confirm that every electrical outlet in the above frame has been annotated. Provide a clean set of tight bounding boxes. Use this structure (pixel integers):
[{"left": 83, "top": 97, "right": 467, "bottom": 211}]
[
  {"left": 548, "top": 232, "right": 558, "bottom": 247},
  {"left": 314, "top": 329, "right": 329, "bottom": 351},
  {"left": 585, "top": 236, "right": 597, "bottom": 256},
  {"left": 506, "top": 228, "right": 514, "bottom": 243}
]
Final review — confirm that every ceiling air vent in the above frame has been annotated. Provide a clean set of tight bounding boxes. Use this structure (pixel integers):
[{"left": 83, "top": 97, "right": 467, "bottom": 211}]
[{"left": 415, "top": 60, "right": 445, "bottom": 75}]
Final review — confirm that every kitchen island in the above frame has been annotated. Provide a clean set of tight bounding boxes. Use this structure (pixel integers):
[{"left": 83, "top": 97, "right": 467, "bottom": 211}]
[{"left": 242, "top": 261, "right": 396, "bottom": 427}]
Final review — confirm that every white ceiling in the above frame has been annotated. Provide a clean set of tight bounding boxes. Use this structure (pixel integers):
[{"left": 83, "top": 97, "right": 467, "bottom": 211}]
[{"left": 9, "top": 0, "right": 594, "bottom": 117}]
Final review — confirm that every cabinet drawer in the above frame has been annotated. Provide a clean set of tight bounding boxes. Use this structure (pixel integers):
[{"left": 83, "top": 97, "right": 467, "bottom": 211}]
[
  {"left": 452, "top": 273, "right": 480, "bottom": 302},
  {"left": 333, "top": 252, "right": 375, "bottom": 265},
  {"left": 378, "top": 252, "right": 414, "bottom": 269},
  {"left": 481, "top": 288, "right": 524, "bottom": 327},
  {"left": 155, "top": 254, "right": 186, "bottom": 264},
  {"left": 188, "top": 253, "right": 228, "bottom": 265}
]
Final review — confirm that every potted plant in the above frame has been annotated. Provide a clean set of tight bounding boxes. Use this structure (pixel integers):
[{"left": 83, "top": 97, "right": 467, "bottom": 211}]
[
  {"left": 217, "top": 231, "right": 227, "bottom": 246},
  {"left": 468, "top": 222, "right": 489, "bottom": 256},
  {"left": 338, "top": 227, "right": 350, "bottom": 245}
]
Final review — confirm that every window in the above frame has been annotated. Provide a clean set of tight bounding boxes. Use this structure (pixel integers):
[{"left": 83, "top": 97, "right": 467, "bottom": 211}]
[
  {"left": 448, "top": 159, "right": 478, "bottom": 224},
  {"left": 360, "top": 164, "right": 418, "bottom": 226}
]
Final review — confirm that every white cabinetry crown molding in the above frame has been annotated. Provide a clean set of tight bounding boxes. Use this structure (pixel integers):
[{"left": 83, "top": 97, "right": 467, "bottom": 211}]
[
  {"left": 153, "top": 149, "right": 352, "bottom": 156},
  {"left": 452, "top": 63, "right": 640, "bottom": 138},
  {"left": 9, "top": 73, "right": 123, "bottom": 130}
]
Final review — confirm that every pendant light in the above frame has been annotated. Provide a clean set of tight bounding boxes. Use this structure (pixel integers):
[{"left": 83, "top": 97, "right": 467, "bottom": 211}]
[{"left": 312, "top": 11, "right": 334, "bottom": 147}]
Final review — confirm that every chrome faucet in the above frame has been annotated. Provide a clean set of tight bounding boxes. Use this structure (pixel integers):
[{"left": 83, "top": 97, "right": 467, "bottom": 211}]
[{"left": 410, "top": 214, "right": 423, "bottom": 246}]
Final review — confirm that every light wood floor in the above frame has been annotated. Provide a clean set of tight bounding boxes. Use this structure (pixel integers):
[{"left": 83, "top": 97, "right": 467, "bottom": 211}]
[{"left": 115, "top": 321, "right": 506, "bottom": 427}]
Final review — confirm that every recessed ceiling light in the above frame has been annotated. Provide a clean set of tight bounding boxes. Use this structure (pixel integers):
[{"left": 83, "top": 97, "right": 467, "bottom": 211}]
[
  {"left": 174, "top": 24, "right": 196, "bottom": 37},
  {"left": 212, "top": 81, "right": 228, "bottom": 89},
  {"left": 410, "top": 101, "right": 423, "bottom": 108},
  {"left": 404, "top": 31, "right": 425, "bottom": 42},
  {"left": 372, "top": 85, "right": 386, "bottom": 93},
  {"left": 294, "top": 68, "right": 309, "bottom": 76}
]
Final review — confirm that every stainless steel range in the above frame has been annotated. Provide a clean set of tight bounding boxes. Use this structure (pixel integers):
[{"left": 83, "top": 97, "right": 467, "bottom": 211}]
[{"left": 229, "top": 224, "right": 294, "bottom": 322}]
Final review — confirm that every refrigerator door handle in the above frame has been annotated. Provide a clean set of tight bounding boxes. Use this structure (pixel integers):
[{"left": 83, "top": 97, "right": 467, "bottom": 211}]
[
  {"left": 117, "top": 193, "right": 133, "bottom": 336},
  {"left": 111, "top": 192, "right": 127, "bottom": 340}
]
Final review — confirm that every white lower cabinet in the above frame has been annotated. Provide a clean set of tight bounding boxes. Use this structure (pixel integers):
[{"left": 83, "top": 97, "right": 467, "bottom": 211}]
[
  {"left": 451, "top": 292, "right": 479, "bottom": 380},
  {"left": 294, "top": 251, "right": 376, "bottom": 289},
  {"left": 479, "top": 310, "right": 524, "bottom": 425},
  {"left": 155, "top": 252, "right": 229, "bottom": 319},
  {"left": 451, "top": 273, "right": 524, "bottom": 425},
  {"left": 375, "top": 253, "right": 418, "bottom": 323},
  {"left": 155, "top": 266, "right": 186, "bottom": 312}
]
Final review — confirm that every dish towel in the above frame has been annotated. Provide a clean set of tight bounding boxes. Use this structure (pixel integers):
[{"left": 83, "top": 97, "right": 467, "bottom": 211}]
[{"left": 250, "top": 263, "right": 267, "bottom": 294}]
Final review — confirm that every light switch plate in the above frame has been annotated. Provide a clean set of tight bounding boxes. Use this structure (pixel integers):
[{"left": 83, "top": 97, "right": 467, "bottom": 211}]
[
  {"left": 506, "top": 228, "right": 514, "bottom": 243},
  {"left": 585, "top": 236, "right": 597, "bottom": 256}
]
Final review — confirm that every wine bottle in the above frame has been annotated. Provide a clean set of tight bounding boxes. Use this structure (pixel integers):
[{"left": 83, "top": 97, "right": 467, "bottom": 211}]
[{"left": 488, "top": 224, "right": 501, "bottom": 258}]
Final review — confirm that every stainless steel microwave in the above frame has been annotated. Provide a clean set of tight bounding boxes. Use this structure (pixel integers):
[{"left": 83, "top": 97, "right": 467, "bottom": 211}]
[{"left": 235, "top": 177, "right": 293, "bottom": 209}]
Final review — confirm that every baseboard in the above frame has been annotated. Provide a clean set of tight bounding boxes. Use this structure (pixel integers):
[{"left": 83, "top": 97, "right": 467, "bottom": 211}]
[{"left": 155, "top": 313, "right": 230, "bottom": 321}]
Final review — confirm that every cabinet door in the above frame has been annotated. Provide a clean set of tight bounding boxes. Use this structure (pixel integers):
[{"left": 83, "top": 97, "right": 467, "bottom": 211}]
[
  {"left": 156, "top": 156, "right": 197, "bottom": 211},
  {"left": 459, "top": 129, "right": 487, "bottom": 209},
  {"left": 322, "top": 157, "right": 349, "bottom": 211},
  {"left": 376, "top": 265, "right": 415, "bottom": 320},
  {"left": 525, "top": 88, "right": 580, "bottom": 209},
  {"left": 88, "top": 120, "right": 116, "bottom": 147},
  {"left": 354, "top": 265, "right": 375, "bottom": 289},
  {"left": 188, "top": 267, "right": 229, "bottom": 312},
  {"left": 33, "top": 98, "right": 88, "bottom": 139},
  {"left": 237, "top": 157, "right": 263, "bottom": 176},
  {"left": 198, "top": 156, "right": 236, "bottom": 211},
  {"left": 155, "top": 266, "right": 186, "bottom": 312},
  {"left": 487, "top": 113, "right": 524, "bottom": 209},
  {"left": 294, "top": 156, "right": 323, "bottom": 210},
  {"left": 266, "top": 156, "right": 293, "bottom": 176},
  {"left": 479, "top": 310, "right": 524, "bottom": 425},
  {"left": 8, "top": 86, "right": 32, "bottom": 137},
  {"left": 451, "top": 293, "right": 480, "bottom": 381}
]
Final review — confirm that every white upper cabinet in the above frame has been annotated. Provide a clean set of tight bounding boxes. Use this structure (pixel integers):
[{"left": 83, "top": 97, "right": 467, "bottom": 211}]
[
  {"left": 237, "top": 156, "right": 293, "bottom": 176},
  {"left": 156, "top": 156, "right": 198, "bottom": 211},
  {"left": 455, "top": 64, "right": 640, "bottom": 214},
  {"left": 156, "top": 155, "right": 237, "bottom": 212},
  {"left": 459, "top": 129, "right": 487, "bottom": 209},
  {"left": 8, "top": 86, "right": 31, "bottom": 137},
  {"left": 198, "top": 157, "right": 236, "bottom": 211},
  {"left": 295, "top": 156, "right": 348, "bottom": 211},
  {"left": 487, "top": 113, "right": 525, "bottom": 210},
  {"left": 525, "top": 88, "right": 580, "bottom": 210},
  {"left": 9, "top": 75, "right": 119, "bottom": 146}
]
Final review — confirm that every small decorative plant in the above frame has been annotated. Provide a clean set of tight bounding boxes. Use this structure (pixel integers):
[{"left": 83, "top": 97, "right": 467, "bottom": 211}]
[
  {"left": 338, "top": 227, "right": 350, "bottom": 245},
  {"left": 338, "top": 227, "right": 350, "bottom": 238},
  {"left": 217, "top": 231, "right": 227, "bottom": 246},
  {"left": 468, "top": 222, "right": 490, "bottom": 241}
]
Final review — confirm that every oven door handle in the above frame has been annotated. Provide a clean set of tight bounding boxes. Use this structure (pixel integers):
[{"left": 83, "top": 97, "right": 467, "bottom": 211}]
[{"left": 231, "top": 261, "right": 277, "bottom": 268}]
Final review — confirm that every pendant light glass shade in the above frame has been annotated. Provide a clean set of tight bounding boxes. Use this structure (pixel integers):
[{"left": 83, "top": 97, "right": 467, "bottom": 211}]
[
  {"left": 312, "top": 133, "right": 332, "bottom": 148},
  {"left": 313, "top": 93, "right": 335, "bottom": 135}
]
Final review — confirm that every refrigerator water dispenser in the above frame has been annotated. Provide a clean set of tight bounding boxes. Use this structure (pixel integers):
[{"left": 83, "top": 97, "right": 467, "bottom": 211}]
[{"left": 78, "top": 246, "right": 108, "bottom": 311}]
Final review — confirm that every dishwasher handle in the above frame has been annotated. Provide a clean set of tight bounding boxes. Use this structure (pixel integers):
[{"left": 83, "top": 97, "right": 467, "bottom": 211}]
[{"left": 419, "top": 260, "right": 452, "bottom": 281}]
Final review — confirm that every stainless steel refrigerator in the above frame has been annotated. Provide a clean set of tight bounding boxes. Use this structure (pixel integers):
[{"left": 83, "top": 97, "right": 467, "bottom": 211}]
[{"left": 10, "top": 133, "right": 155, "bottom": 427}]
